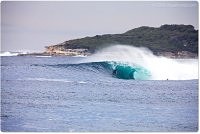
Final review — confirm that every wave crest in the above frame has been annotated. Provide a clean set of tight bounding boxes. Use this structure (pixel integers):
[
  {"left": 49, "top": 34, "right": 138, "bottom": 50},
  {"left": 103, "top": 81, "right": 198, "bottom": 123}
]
[{"left": 82, "top": 45, "right": 198, "bottom": 80}]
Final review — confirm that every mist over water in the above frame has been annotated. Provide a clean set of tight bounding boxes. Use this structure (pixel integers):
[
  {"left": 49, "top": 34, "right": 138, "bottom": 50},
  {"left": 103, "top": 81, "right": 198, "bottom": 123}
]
[{"left": 84, "top": 45, "right": 198, "bottom": 80}]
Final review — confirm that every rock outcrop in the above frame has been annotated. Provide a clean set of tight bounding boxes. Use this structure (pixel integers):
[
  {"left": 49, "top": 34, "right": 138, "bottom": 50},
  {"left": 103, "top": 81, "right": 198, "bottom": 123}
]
[{"left": 45, "top": 46, "right": 91, "bottom": 56}]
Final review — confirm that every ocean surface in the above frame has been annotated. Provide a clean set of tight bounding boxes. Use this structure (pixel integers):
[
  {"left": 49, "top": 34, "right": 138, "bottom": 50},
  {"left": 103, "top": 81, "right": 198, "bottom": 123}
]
[{"left": 1, "top": 56, "right": 198, "bottom": 132}]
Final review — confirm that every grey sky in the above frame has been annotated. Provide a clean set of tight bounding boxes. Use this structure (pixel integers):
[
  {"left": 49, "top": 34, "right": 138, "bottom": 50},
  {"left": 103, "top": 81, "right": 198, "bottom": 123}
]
[{"left": 1, "top": 1, "right": 198, "bottom": 52}]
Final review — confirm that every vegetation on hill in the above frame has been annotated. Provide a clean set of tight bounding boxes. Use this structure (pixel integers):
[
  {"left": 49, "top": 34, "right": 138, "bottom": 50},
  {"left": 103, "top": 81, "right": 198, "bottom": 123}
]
[{"left": 46, "top": 24, "right": 198, "bottom": 55}]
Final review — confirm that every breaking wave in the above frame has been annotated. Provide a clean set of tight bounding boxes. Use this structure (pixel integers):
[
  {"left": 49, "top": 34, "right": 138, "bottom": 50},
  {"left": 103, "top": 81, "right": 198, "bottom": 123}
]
[
  {"left": 0, "top": 51, "right": 28, "bottom": 56},
  {"left": 81, "top": 45, "right": 198, "bottom": 80},
  {"left": 0, "top": 52, "right": 19, "bottom": 56},
  {"left": 32, "top": 45, "right": 198, "bottom": 80}
]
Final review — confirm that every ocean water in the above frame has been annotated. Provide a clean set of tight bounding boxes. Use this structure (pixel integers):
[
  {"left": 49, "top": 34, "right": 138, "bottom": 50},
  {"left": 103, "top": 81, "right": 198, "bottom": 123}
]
[{"left": 1, "top": 55, "right": 198, "bottom": 132}]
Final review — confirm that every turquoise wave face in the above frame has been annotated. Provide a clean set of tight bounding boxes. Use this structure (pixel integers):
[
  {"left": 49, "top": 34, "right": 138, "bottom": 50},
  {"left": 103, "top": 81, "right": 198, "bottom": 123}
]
[
  {"left": 107, "top": 61, "right": 151, "bottom": 80},
  {"left": 37, "top": 61, "right": 151, "bottom": 80},
  {"left": 113, "top": 65, "right": 136, "bottom": 79}
]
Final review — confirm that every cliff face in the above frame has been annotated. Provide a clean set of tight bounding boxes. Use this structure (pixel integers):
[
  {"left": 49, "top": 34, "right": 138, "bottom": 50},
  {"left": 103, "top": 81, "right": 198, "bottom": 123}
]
[{"left": 45, "top": 24, "right": 198, "bottom": 58}]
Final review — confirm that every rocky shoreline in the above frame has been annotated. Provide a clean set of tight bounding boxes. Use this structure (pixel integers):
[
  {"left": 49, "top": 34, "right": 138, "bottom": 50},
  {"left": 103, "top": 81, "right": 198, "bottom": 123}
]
[
  {"left": 18, "top": 47, "right": 198, "bottom": 59},
  {"left": 41, "top": 45, "right": 198, "bottom": 58}
]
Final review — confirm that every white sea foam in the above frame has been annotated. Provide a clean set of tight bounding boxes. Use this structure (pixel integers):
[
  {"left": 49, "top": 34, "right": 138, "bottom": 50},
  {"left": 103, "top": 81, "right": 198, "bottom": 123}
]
[
  {"left": 78, "top": 81, "right": 87, "bottom": 84},
  {"left": 0, "top": 51, "right": 29, "bottom": 56},
  {"left": 0, "top": 51, "right": 19, "bottom": 56},
  {"left": 84, "top": 45, "right": 198, "bottom": 80}
]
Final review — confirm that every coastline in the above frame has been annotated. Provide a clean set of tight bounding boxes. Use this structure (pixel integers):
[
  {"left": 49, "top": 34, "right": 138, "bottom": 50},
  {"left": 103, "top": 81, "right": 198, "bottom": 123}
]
[{"left": 17, "top": 49, "right": 198, "bottom": 59}]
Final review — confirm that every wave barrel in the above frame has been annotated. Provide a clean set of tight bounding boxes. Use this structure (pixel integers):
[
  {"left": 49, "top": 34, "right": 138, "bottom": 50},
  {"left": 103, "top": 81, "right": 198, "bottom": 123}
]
[{"left": 113, "top": 65, "right": 136, "bottom": 79}]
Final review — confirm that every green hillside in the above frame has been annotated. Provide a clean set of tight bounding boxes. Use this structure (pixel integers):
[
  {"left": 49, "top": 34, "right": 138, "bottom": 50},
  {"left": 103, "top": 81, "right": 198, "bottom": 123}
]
[{"left": 48, "top": 24, "right": 198, "bottom": 54}]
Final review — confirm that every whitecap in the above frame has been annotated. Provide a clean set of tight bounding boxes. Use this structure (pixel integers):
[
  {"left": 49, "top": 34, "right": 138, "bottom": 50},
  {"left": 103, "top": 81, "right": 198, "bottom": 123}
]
[{"left": 78, "top": 81, "right": 87, "bottom": 84}]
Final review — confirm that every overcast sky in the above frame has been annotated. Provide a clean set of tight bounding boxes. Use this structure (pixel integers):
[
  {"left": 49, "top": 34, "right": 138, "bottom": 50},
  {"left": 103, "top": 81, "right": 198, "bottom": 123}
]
[{"left": 1, "top": 1, "right": 198, "bottom": 52}]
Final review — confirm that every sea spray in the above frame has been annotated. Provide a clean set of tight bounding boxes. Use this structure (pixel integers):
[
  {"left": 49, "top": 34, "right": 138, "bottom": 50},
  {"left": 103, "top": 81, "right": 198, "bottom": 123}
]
[
  {"left": 0, "top": 51, "right": 19, "bottom": 56},
  {"left": 82, "top": 45, "right": 198, "bottom": 80},
  {"left": 0, "top": 51, "right": 28, "bottom": 56}
]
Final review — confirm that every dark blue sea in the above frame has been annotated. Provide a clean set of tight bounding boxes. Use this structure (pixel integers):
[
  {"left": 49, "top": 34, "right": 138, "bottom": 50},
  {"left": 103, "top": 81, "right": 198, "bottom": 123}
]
[{"left": 1, "top": 56, "right": 198, "bottom": 132}]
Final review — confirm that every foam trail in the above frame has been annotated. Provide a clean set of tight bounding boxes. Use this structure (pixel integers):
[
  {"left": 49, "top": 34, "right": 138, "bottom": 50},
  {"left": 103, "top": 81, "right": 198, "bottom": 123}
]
[
  {"left": 18, "top": 78, "right": 87, "bottom": 84},
  {"left": 83, "top": 45, "right": 198, "bottom": 80},
  {"left": 26, "top": 78, "right": 72, "bottom": 83}
]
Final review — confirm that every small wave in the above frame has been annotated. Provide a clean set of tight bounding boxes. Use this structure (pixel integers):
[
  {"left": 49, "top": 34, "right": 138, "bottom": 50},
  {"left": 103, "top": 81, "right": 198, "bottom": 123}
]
[
  {"left": 0, "top": 51, "right": 29, "bottom": 56},
  {"left": 0, "top": 52, "right": 19, "bottom": 56}
]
